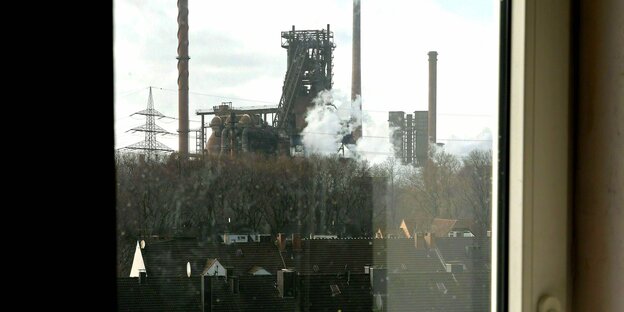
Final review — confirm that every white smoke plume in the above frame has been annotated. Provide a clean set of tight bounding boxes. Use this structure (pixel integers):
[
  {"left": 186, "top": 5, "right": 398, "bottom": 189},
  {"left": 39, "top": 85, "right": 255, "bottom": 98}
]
[
  {"left": 440, "top": 128, "right": 493, "bottom": 157},
  {"left": 301, "top": 90, "right": 350, "bottom": 155},
  {"left": 301, "top": 89, "right": 395, "bottom": 164}
]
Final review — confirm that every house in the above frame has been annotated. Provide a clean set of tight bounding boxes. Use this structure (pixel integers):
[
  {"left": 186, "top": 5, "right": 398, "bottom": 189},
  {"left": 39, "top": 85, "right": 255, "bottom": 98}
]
[{"left": 120, "top": 233, "right": 492, "bottom": 311}]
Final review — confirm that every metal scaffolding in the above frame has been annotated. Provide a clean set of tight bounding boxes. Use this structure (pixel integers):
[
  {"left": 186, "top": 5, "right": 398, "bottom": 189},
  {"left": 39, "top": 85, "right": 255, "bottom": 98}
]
[
  {"left": 389, "top": 111, "right": 429, "bottom": 167},
  {"left": 273, "top": 25, "right": 335, "bottom": 135}
]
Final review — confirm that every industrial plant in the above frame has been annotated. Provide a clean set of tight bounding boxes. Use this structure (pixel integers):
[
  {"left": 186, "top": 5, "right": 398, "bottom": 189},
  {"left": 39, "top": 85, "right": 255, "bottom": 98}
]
[
  {"left": 116, "top": 1, "right": 494, "bottom": 311},
  {"left": 181, "top": 0, "right": 438, "bottom": 161},
  {"left": 196, "top": 24, "right": 337, "bottom": 157},
  {"left": 122, "top": 0, "right": 438, "bottom": 163},
  {"left": 388, "top": 51, "right": 438, "bottom": 166}
]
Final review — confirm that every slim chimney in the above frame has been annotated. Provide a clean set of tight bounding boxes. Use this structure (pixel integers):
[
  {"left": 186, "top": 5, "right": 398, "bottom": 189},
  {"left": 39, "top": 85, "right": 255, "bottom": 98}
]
[
  {"left": 277, "top": 269, "right": 296, "bottom": 298},
  {"left": 201, "top": 275, "right": 212, "bottom": 312},
  {"left": 414, "top": 232, "right": 426, "bottom": 250},
  {"left": 427, "top": 51, "right": 438, "bottom": 144},
  {"left": 351, "top": 0, "right": 362, "bottom": 141},
  {"left": 277, "top": 233, "right": 286, "bottom": 252},
  {"left": 138, "top": 270, "right": 147, "bottom": 284},
  {"left": 425, "top": 232, "right": 436, "bottom": 249},
  {"left": 292, "top": 233, "right": 302, "bottom": 252},
  {"left": 228, "top": 276, "right": 239, "bottom": 294},
  {"left": 177, "top": 0, "right": 190, "bottom": 157}
]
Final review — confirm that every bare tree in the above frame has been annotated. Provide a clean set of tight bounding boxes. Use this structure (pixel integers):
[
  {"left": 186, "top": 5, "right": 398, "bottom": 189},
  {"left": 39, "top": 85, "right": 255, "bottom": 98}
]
[
  {"left": 412, "top": 146, "right": 461, "bottom": 219},
  {"left": 458, "top": 149, "right": 492, "bottom": 237}
]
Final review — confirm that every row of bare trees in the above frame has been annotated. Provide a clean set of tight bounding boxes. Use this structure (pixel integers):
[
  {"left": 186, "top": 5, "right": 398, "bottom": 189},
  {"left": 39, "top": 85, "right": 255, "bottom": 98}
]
[
  {"left": 115, "top": 148, "right": 491, "bottom": 275},
  {"left": 116, "top": 152, "right": 378, "bottom": 270},
  {"left": 375, "top": 147, "right": 493, "bottom": 237}
]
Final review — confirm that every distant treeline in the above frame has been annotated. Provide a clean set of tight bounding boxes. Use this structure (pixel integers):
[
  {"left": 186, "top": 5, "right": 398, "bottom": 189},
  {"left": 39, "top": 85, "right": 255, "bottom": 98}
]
[{"left": 115, "top": 148, "right": 491, "bottom": 276}]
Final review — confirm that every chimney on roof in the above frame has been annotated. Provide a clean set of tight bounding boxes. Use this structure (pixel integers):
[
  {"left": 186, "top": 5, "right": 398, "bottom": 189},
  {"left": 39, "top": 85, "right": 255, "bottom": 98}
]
[
  {"left": 292, "top": 233, "right": 302, "bottom": 252},
  {"left": 414, "top": 232, "right": 426, "bottom": 250},
  {"left": 228, "top": 276, "right": 239, "bottom": 294},
  {"left": 369, "top": 267, "right": 388, "bottom": 294},
  {"left": 225, "top": 267, "right": 234, "bottom": 279},
  {"left": 138, "top": 270, "right": 147, "bottom": 284},
  {"left": 201, "top": 275, "right": 213, "bottom": 312},
  {"left": 445, "top": 263, "right": 464, "bottom": 273},
  {"left": 424, "top": 232, "right": 436, "bottom": 249},
  {"left": 277, "top": 233, "right": 287, "bottom": 252},
  {"left": 277, "top": 269, "right": 296, "bottom": 298}
]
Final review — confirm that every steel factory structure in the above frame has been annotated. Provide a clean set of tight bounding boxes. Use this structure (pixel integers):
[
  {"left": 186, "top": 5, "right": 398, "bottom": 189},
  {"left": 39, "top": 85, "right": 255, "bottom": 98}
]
[
  {"left": 389, "top": 110, "right": 429, "bottom": 166},
  {"left": 388, "top": 51, "right": 438, "bottom": 167},
  {"left": 197, "top": 24, "right": 337, "bottom": 157},
  {"left": 187, "top": 1, "right": 364, "bottom": 158},
  {"left": 166, "top": 0, "right": 437, "bottom": 161}
]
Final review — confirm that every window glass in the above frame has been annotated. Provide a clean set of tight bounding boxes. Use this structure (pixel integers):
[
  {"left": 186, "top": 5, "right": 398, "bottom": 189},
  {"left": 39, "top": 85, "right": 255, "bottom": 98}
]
[{"left": 115, "top": 1, "right": 499, "bottom": 310}]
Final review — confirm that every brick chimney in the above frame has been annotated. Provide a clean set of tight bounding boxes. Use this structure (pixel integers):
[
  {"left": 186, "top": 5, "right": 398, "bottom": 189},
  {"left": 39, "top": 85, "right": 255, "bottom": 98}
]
[
  {"left": 424, "top": 232, "right": 436, "bottom": 249},
  {"left": 277, "top": 233, "right": 286, "bottom": 252},
  {"left": 292, "top": 233, "right": 302, "bottom": 252},
  {"left": 138, "top": 270, "right": 147, "bottom": 284},
  {"left": 414, "top": 232, "right": 426, "bottom": 249},
  {"left": 277, "top": 269, "right": 296, "bottom": 298},
  {"left": 228, "top": 276, "right": 239, "bottom": 294}
]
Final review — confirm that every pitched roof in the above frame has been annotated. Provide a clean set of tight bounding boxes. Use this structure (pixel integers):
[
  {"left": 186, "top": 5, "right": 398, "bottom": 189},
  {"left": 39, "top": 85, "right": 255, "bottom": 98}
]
[
  {"left": 202, "top": 258, "right": 223, "bottom": 276},
  {"left": 282, "top": 238, "right": 373, "bottom": 274},
  {"left": 120, "top": 236, "right": 491, "bottom": 311},
  {"left": 431, "top": 218, "right": 477, "bottom": 237},
  {"left": 117, "top": 276, "right": 202, "bottom": 311},
  {"left": 373, "top": 238, "right": 445, "bottom": 272},
  {"left": 281, "top": 238, "right": 445, "bottom": 274},
  {"left": 400, "top": 216, "right": 435, "bottom": 234},
  {"left": 195, "top": 275, "right": 298, "bottom": 311},
  {"left": 376, "top": 272, "right": 491, "bottom": 311},
  {"left": 298, "top": 273, "right": 372, "bottom": 311},
  {"left": 129, "top": 241, "right": 146, "bottom": 277},
  {"left": 431, "top": 218, "right": 459, "bottom": 237},
  {"left": 236, "top": 275, "right": 297, "bottom": 311},
  {"left": 140, "top": 237, "right": 285, "bottom": 278},
  {"left": 435, "top": 236, "right": 492, "bottom": 272}
]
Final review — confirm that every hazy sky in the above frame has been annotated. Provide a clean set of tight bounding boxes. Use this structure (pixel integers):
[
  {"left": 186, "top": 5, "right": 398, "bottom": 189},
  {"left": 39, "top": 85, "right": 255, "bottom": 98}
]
[{"left": 114, "top": 0, "right": 499, "bottom": 158}]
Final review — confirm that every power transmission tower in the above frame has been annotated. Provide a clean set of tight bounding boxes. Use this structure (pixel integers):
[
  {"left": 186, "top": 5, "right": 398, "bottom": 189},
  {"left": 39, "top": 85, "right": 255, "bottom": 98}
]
[{"left": 121, "top": 87, "right": 174, "bottom": 158}]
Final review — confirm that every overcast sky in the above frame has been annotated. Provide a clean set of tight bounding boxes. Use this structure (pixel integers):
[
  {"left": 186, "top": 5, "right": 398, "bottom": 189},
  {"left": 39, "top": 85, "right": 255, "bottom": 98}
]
[{"left": 114, "top": 0, "right": 499, "bottom": 159}]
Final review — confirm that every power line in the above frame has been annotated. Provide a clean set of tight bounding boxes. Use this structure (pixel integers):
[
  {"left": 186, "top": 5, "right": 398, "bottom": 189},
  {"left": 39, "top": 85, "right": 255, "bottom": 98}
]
[
  {"left": 115, "top": 87, "right": 149, "bottom": 98},
  {"left": 155, "top": 87, "right": 278, "bottom": 105},
  {"left": 300, "top": 131, "right": 492, "bottom": 142},
  {"left": 151, "top": 87, "right": 493, "bottom": 118}
]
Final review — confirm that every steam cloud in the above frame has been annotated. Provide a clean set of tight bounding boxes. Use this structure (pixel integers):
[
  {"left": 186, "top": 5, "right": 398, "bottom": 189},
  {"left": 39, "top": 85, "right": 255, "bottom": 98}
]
[
  {"left": 440, "top": 128, "right": 493, "bottom": 158},
  {"left": 301, "top": 89, "right": 395, "bottom": 164}
]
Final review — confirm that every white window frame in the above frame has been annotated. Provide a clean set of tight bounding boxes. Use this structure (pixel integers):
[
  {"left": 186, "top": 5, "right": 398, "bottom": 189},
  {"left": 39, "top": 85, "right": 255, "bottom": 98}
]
[{"left": 502, "top": 0, "right": 571, "bottom": 311}]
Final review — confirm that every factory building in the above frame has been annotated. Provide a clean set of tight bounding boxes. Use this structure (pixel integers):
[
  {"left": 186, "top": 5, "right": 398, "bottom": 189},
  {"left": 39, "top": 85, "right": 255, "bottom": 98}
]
[
  {"left": 388, "top": 51, "right": 438, "bottom": 167},
  {"left": 197, "top": 24, "right": 336, "bottom": 157},
  {"left": 203, "top": 103, "right": 280, "bottom": 157},
  {"left": 389, "top": 111, "right": 429, "bottom": 166}
]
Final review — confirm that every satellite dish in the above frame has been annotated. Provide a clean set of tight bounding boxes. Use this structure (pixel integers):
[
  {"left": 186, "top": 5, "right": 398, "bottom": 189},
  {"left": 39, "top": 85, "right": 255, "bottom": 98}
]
[
  {"left": 140, "top": 240, "right": 146, "bottom": 249},
  {"left": 186, "top": 262, "right": 191, "bottom": 277}
]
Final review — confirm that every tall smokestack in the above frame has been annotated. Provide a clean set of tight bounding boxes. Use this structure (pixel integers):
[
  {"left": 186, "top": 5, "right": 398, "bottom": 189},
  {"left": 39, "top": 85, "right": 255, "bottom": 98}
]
[
  {"left": 427, "top": 51, "right": 437, "bottom": 144},
  {"left": 351, "top": 0, "right": 362, "bottom": 141},
  {"left": 177, "top": 0, "right": 190, "bottom": 157}
]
